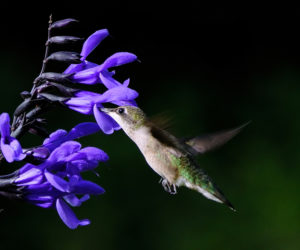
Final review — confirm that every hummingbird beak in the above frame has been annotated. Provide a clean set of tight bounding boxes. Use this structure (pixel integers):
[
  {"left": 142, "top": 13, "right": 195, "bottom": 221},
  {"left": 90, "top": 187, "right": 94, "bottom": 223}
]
[{"left": 100, "top": 108, "right": 114, "bottom": 113}]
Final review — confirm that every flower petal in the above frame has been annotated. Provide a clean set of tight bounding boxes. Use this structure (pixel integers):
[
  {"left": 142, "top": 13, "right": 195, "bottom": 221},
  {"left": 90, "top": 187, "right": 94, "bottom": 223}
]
[
  {"left": 0, "top": 140, "right": 15, "bottom": 163},
  {"left": 71, "top": 67, "right": 100, "bottom": 85},
  {"left": 31, "top": 147, "right": 50, "bottom": 159},
  {"left": 45, "top": 170, "right": 70, "bottom": 192},
  {"left": 0, "top": 113, "right": 10, "bottom": 138},
  {"left": 81, "top": 29, "right": 109, "bottom": 59},
  {"left": 15, "top": 168, "right": 43, "bottom": 186},
  {"left": 64, "top": 61, "right": 99, "bottom": 74},
  {"left": 123, "top": 78, "right": 130, "bottom": 87},
  {"left": 65, "top": 98, "right": 93, "bottom": 114},
  {"left": 70, "top": 179, "right": 105, "bottom": 195},
  {"left": 79, "top": 147, "right": 109, "bottom": 162},
  {"left": 47, "top": 141, "right": 81, "bottom": 164},
  {"left": 64, "top": 194, "right": 90, "bottom": 207},
  {"left": 67, "top": 122, "right": 100, "bottom": 140},
  {"left": 94, "top": 86, "right": 138, "bottom": 104},
  {"left": 26, "top": 195, "right": 55, "bottom": 208},
  {"left": 99, "top": 52, "right": 137, "bottom": 71},
  {"left": 43, "top": 129, "right": 68, "bottom": 145},
  {"left": 99, "top": 71, "right": 122, "bottom": 89},
  {"left": 93, "top": 105, "right": 121, "bottom": 134},
  {"left": 56, "top": 198, "right": 90, "bottom": 229},
  {"left": 9, "top": 138, "right": 26, "bottom": 160}
]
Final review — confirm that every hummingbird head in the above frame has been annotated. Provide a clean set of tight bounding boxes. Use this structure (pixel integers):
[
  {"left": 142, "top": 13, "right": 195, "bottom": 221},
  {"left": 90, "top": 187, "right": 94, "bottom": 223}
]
[{"left": 101, "top": 106, "right": 146, "bottom": 133}]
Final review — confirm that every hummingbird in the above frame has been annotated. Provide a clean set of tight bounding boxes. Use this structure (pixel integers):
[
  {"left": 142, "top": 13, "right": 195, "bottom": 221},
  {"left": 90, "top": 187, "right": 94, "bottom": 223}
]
[{"left": 101, "top": 106, "right": 248, "bottom": 211}]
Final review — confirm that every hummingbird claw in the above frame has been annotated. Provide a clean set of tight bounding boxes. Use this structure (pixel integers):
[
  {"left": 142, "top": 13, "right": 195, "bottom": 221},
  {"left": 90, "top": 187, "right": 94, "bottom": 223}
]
[{"left": 161, "top": 179, "right": 177, "bottom": 195}]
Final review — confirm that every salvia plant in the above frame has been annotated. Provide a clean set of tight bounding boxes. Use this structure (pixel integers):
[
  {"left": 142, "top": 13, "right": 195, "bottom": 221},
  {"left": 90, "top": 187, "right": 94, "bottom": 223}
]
[{"left": 0, "top": 16, "right": 139, "bottom": 229}]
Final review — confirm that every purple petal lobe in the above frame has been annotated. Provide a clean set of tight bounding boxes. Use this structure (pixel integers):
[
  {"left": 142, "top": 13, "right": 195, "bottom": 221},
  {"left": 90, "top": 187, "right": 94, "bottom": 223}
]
[
  {"left": 100, "top": 52, "right": 137, "bottom": 71},
  {"left": 67, "top": 122, "right": 100, "bottom": 140},
  {"left": 0, "top": 141, "right": 15, "bottom": 163},
  {"left": 56, "top": 198, "right": 90, "bottom": 229},
  {"left": 81, "top": 29, "right": 109, "bottom": 59},
  {"left": 64, "top": 61, "right": 99, "bottom": 74},
  {"left": 71, "top": 67, "right": 100, "bottom": 85},
  {"left": 43, "top": 129, "right": 68, "bottom": 145},
  {"left": 74, "top": 90, "right": 101, "bottom": 98},
  {"left": 27, "top": 195, "right": 54, "bottom": 208},
  {"left": 47, "top": 141, "right": 81, "bottom": 164},
  {"left": 9, "top": 138, "right": 26, "bottom": 160},
  {"left": 0, "top": 113, "right": 10, "bottom": 137},
  {"left": 93, "top": 105, "right": 120, "bottom": 134},
  {"left": 32, "top": 147, "right": 50, "bottom": 159},
  {"left": 64, "top": 194, "right": 90, "bottom": 207},
  {"left": 99, "top": 71, "right": 122, "bottom": 89},
  {"left": 15, "top": 168, "right": 43, "bottom": 186},
  {"left": 123, "top": 78, "right": 130, "bottom": 87},
  {"left": 94, "top": 86, "right": 139, "bottom": 103},
  {"left": 80, "top": 147, "right": 109, "bottom": 162},
  {"left": 65, "top": 98, "right": 93, "bottom": 114},
  {"left": 45, "top": 170, "right": 70, "bottom": 192},
  {"left": 71, "top": 179, "right": 105, "bottom": 195}
]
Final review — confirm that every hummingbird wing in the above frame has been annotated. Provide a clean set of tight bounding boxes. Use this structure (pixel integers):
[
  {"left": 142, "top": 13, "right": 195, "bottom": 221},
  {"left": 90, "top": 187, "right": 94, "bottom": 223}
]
[{"left": 183, "top": 122, "right": 250, "bottom": 154}]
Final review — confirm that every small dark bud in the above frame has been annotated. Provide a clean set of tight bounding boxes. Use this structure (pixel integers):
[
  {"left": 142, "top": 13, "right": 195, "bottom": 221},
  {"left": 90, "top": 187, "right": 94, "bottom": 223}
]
[
  {"left": 50, "top": 18, "right": 79, "bottom": 29},
  {"left": 48, "top": 82, "right": 78, "bottom": 97},
  {"left": 46, "top": 51, "right": 81, "bottom": 64},
  {"left": 20, "top": 91, "right": 31, "bottom": 99},
  {"left": 47, "top": 36, "right": 83, "bottom": 45},
  {"left": 34, "top": 72, "right": 73, "bottom": 84},
  {"left": 38, "top": 93, "right": 70, "bottom": 103},
  {"left": 14, "top": 99, "right": 33, "bottom": 116},
  {"left": 26, "top": 106, "right": 44, "bottom": 121}
]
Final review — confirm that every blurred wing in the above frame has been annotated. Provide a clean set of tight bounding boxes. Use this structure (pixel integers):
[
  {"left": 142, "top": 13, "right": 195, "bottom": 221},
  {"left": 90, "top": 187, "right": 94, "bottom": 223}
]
[
  {"left": 147, "top": 112, "right": 173, "bottom": 131},
  {"left": 183, "top": 121, "right": 250, "bottom": 154}
]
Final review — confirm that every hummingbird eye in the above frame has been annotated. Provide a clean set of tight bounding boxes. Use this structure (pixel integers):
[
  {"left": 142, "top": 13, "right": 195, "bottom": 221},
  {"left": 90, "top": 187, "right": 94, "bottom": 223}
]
[{"left": 117, "top": 108, "right": 125, "bottom": 114}]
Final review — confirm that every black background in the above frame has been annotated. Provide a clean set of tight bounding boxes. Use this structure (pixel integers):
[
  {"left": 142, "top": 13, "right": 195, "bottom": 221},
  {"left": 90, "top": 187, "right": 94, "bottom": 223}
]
[{"left": 0, "top": 3, "right": 299, "bottom": 250}]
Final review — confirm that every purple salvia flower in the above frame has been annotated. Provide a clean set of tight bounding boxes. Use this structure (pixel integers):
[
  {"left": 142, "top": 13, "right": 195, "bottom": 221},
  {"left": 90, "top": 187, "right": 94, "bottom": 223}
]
[
  {"left": 65, "top": 85, "right": 138, "bottom": 134},
  {"left": 64, "top": 29, "right": 137, "bottom": 85},
  {"left": 0, "top": 113, "right": 25, "bottom": 163},
  {"left": 15, "top": 141, "right": 107, "bottom": 229},
  {"left": 64, "top": 29, "right": 109, "bottom": 75},
  {"left": 42, "top": 122, "right": 101, "bottom": 152},
  {"left": 70, "top": 52, "right": 137, "bottom": 85}
]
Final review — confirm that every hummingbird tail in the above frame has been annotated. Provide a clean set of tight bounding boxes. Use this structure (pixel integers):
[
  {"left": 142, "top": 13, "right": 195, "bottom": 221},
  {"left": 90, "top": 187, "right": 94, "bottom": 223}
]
[{"left": 183, "top": 177, "right": 236, "bottom": 211}]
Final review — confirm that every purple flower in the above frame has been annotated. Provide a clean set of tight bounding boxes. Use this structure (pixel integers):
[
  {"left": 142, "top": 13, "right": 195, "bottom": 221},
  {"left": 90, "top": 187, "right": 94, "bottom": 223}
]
[
  {"left": 0, "top": 113, "right": 25, "bottom": 163},
  {"left": 26, "top": 122, "right": 101, "bottom": 160},
  {"left": 65, "top": 84, "right": 138, "bottom": 134},
  {"left": 69, "top": 52, "right": 137, "bottom": 85},
  {"left": 15, "top": 141, "right": 108, "bottom": 229},
  {"left": 43, "top": 122, "right": 101, "bottom": 152},
  {"left": 64, "top": 29, "right": 109, "bottom": 76},
  {"left": 64, "top": 29, "right": 137, "bottom": 85}
]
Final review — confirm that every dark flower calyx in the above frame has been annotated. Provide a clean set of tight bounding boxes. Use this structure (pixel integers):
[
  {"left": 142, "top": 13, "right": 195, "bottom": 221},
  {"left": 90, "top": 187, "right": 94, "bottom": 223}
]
[
  {"left": 38, "top": 92, "right": 70, "bottom": 103},
  {"left": 50, "top": 18, "right": 79, "bottom": 29},
  {"left": 20, "top": 91, "right": 31, "bottom": 99},
  {"left": 46, "top": 51, "right": 82, "bottom": 64},
  {"left": 14, "top": 99, "right": 43, "bottom": 117},
  {"left": 47, "top": 36, "right": 83, "bottom": 45},
  {"left": 48, "top": 82, "right": 78, "bottom": 97},
  {"left": 34, "top": 73, "right": 73, "bottom": 84}
]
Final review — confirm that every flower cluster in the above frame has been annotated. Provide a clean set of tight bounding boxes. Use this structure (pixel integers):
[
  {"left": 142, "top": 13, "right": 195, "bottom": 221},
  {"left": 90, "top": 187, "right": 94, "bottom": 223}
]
[
  {"left": 63, "top": 29, "right": 139, "bottom": 134},
  {"left": 0, "top": 18, "right": 139, "bottom": 229},
  {"left": 16, "top": 129, "right": 108, "bottom": 229}
]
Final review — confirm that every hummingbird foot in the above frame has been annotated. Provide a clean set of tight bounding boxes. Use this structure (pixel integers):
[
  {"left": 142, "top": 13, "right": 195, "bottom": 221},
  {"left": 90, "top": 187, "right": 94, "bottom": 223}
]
[{"left": 161, "top": 179, "right": 177, "bottom": 195}]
